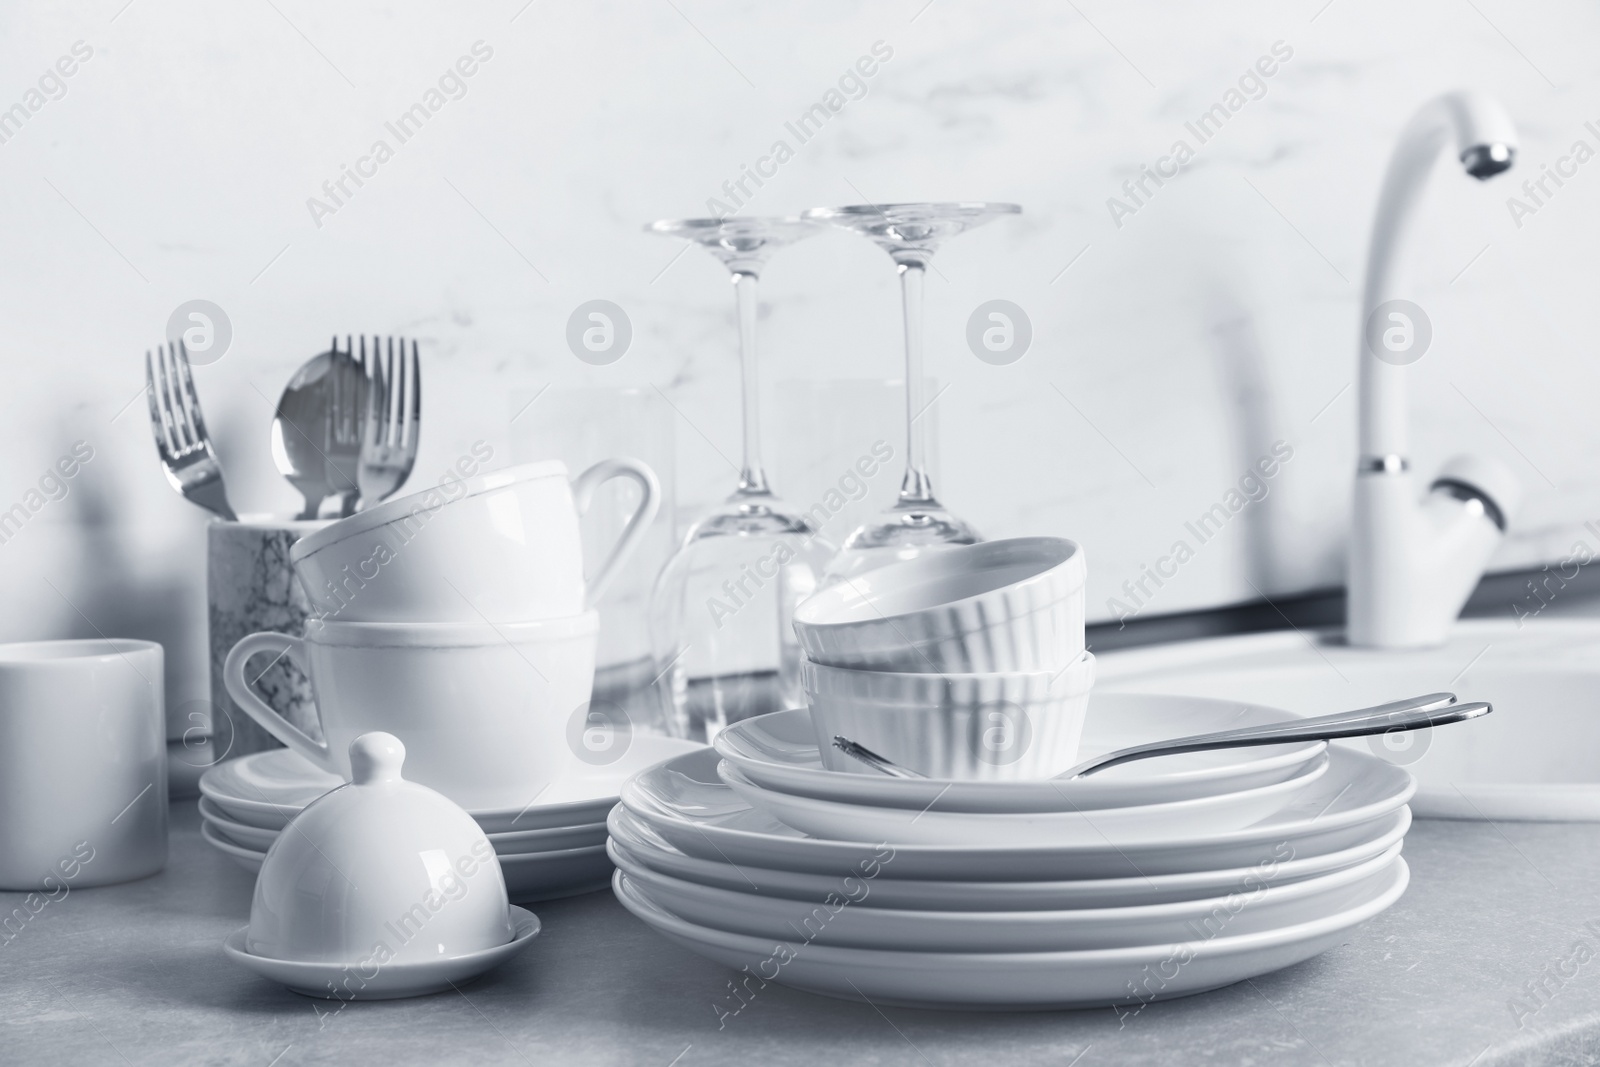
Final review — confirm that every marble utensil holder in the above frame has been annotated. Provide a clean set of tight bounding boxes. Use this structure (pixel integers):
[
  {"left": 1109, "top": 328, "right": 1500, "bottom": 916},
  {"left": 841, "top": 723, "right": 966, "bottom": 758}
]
[{"left": 208, "top": 519, "right": 331, "bottom": 761}]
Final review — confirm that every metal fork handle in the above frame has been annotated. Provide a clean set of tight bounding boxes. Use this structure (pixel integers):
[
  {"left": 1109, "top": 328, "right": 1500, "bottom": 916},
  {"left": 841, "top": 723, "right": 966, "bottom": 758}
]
[{"left": 1062, "top": 692, "right": 1487, "bottom": 778}]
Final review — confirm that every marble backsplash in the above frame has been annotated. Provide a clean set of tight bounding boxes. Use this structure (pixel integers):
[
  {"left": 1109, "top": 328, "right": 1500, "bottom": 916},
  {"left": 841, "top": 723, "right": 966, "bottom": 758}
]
[{"left": 0, "top": 0, "right": 1596, "bottom": 733}]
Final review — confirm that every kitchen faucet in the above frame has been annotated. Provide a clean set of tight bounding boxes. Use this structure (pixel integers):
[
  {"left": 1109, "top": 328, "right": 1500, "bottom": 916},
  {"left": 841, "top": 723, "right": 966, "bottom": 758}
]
[{"left": 1347, "top": 91, "right": 1523, "bottom": 648}]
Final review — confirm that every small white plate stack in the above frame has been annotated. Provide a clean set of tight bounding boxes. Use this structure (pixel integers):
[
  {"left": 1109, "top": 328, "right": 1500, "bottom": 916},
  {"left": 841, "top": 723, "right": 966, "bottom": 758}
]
[
  {"left": 608, "top": 539, "right": 1416, "bottom": 1009},
  {"left": 200, "top": 734, "right": 701, "bottom": 902}
]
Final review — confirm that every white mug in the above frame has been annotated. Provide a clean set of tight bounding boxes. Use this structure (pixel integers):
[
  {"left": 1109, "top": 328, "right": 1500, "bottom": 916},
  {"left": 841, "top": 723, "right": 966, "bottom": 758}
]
[
  {"left": 0, "top": 639, "right": 167, "bottom": 891},
  {"left": 289, "top": 459, "right": 659, "bottom": 624},
  {"left": 223, "top": 615, "right": 597, "bottom": 810}
]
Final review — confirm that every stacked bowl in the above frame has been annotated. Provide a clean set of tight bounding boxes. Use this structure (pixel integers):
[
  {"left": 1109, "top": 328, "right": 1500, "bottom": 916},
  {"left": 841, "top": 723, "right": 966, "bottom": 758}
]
[
  {"left": 608, "top": 537, "right": 1417, "bottom": 1009},
  {"left": 204, "top": 458, "right": 704, "bottom": 901},
  {"left": 793, "top": 537, "right": 1094, "bottom": 779}
]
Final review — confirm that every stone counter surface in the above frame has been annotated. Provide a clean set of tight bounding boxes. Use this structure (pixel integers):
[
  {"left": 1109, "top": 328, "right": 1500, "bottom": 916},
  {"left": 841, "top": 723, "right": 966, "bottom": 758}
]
[{"left": 2, "top": 802, "right": 1597, "bottom": 1067}]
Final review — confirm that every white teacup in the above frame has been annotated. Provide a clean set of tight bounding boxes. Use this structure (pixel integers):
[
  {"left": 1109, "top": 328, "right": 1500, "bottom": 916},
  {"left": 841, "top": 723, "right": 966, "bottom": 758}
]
[
  {"left": 0, "top": 639, "right": 167, "bottom": 891},
  {"left": 223, "top": 615, "right": 598, "bottom": 810},
  {"left": 289, "top": 459, "right": 659, "bottom": 624}
]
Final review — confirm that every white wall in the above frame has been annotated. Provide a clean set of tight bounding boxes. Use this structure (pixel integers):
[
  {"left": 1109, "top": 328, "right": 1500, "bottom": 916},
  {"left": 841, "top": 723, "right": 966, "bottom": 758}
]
[{"left": 1, "top": 0, "right": 1596, "bottom": 725}]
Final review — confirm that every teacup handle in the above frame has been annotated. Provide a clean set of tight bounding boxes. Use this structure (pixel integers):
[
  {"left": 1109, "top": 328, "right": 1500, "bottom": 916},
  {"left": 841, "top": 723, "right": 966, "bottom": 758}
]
[
  {"left": 572, "top": 457, "right": 661, "bottom": 607},
  {"left": 222, "top": 632, "right": 338, "bottom": 775}
]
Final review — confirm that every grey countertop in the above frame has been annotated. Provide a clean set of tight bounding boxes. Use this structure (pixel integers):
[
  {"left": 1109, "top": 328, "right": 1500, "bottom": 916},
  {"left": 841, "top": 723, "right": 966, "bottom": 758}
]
[{"left": 3, "top": 801, "right": 1599, "bottom": 1067}]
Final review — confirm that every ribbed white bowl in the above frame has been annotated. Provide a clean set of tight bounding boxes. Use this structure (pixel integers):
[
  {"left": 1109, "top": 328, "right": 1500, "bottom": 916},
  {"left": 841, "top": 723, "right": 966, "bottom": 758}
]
[
  {"left": 793, "top": 537, "right": 1086, "bottom": 673},
  {"left": 805, "top": 652, "right": 1095, "bottom": 780}
]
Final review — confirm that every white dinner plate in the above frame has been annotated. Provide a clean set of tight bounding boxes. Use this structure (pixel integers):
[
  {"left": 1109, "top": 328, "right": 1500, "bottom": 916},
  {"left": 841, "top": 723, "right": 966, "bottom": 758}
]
[
  {"left": 715, "top": 699, "right": 1326, "bottom": 813},
  {"left": 613, "top": 858, "right": 1409, "bottom": 1010},
  {"left": 620, "top": 748, "right": 1414, "bottom": 880},
  {"left": 498, "top": 844, "right": 615, "bottom": 902},
  {"left": 719, "top": 754, "right": 1329, "bottom": 847},
  {"left": 612, "top": 842, "right": 1402, "bottom": 952},
  {"left": 605, "top": 804, "right": 1412, "bottom": 911},
  {"left": 200, "top": 735, "right": 704, "bottom": 831},
  {"left": 202, "top": 799, "right": 609, "bottom": 858},
  {"left": 225, "top": 907, "right": 541, "bottom": 999}
]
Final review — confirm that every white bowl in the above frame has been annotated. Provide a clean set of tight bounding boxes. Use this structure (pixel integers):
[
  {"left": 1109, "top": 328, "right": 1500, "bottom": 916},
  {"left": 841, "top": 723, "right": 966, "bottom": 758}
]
[
  {"left": 289, "top": 458, "right": 658, "bottom": 623},
  {"left": 804, "top": 652, "right": 1095, "bottom": 779},
  {"left": 245, "top": 733, "right": 513, "bottom": 965},
  {"left": 793, "top": 537, "right": 1085, "bottom": 673}
]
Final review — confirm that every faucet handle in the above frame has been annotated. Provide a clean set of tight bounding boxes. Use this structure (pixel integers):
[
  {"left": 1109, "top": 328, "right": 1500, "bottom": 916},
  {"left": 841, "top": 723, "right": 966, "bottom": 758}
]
[{"left": 1432, "top": 454, "right": 1521, "bottom": 532}]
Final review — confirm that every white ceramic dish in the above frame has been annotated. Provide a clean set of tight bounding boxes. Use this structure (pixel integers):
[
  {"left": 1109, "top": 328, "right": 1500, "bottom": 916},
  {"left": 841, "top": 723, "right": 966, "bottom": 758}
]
[
  {"left": 613, "top": 859, "right": 1409, "bottom": 1010},
  {"left": 224, "top": 907, "right": 541, "bottom": 999},
  {"left": 620, "top": 748, "right": 1415, "bottom": 880},
  {"left": 718, "top": 753, "right": 1329, "bottom": 847},
  {"left": 203, "top": 824, "right": 615, "bottom": 901},
  {"left": 612, "top": 841, "right": 1402, "bottom": 951},
  {"left": 200, "top": 735, "right": 704, "bottom": 831},
  {"left": 246, "top": 733, "right": 513, "bottom": 965},
  {"left": 201, "top": 821, "right": 266, "bottom": 874},
  {"left": 202, "top": 803, "right": 608, "bottom": 858},
  {"left": 290, "top": 458, "right": 659, "bottom": 623},
  {"left": 803, "top": 652, "right": 1096, "bottom": 779},
  {"left": 605, "top": 805, "right": 1412, "bottom": 911},
  {"left": 717, "top": 700, "right": 1326, "bottom": 812},
  {"left": 224, "top": 614, "right": 598, "bottom": 810},
  {"left": 498, "top": 844, "right": 614, "bottom": 902},
  {"left": 198, "top": 798, "right": 279, "bottom": 851},
  {"left": 792, "top": 537, "right": 1086, "bottom": 673}
]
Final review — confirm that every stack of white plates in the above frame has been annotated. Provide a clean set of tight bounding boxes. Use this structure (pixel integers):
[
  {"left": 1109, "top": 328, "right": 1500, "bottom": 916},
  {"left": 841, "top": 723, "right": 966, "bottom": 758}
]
[
  {"left": 609, "top": 694, "right": 1415, "bottom": 1010},
  {"left": 200, "top": 735, "right": 702, "bottom": 902}
]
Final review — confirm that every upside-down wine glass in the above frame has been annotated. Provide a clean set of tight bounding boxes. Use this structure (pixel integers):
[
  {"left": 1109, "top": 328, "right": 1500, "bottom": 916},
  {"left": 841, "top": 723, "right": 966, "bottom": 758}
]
[
  {"left": 646, "top": 217, "right": 834, "bottom": 742},
  {"left": 802, "top": 202, "right": 1021, "bottom": 581}
]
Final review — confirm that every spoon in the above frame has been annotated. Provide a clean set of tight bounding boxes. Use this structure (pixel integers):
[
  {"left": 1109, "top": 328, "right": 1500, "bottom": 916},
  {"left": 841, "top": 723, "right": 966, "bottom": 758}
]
[
  {"left": 270, "top": 340, "right": 365, "bottom": 519},
  {"left": 832, "top": 691, "right": 1491, "bottom": 781}
]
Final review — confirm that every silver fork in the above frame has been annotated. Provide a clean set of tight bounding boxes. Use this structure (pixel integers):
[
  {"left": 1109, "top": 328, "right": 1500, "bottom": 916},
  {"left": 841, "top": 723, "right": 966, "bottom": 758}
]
[
  {"left": 323, "top": 336, "right": 365, "bottom": 518},
  {"left": 357, "top": 336, "right": 421, "bottom": 509},
  {"left": 145, "top": 340, "right": 237, "bottom": 521}
]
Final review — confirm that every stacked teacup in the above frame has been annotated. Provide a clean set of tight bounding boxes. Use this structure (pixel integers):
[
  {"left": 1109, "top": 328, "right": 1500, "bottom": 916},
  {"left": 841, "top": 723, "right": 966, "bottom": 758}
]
[
  {"left": 791, "top": 537, "right": 1092, "bottom": 779},
  {"left": 217, "top": 459, "right": 662, "bottom": 895}
]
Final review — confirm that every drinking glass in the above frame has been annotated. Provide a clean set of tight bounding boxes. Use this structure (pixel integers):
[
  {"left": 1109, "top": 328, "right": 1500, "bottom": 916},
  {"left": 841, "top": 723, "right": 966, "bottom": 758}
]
[
  {"left": 802, "top": 202, "right": 1021, "bottom": 580},
  {"left": 646, "top": 217, "right": 834, "bottom": 742}
]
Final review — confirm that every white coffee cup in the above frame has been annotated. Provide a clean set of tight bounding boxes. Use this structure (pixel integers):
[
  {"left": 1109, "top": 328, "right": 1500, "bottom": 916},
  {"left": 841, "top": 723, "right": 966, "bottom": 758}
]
[
  {"left": 223, "top": 615, "right": 597, "bottom": 811},
  {"left": 0, "top": 639, "right": 167, "bottom": 891},
  {"left": 289, "top": 459, "right": 659, "bottom": 624}
]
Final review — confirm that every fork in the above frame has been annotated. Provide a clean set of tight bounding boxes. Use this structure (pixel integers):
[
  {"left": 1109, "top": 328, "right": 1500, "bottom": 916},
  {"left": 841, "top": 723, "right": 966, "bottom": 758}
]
[
  {"left": 322, "top": 336, "right": 366, "bottom": 517},
  {"left": 145, "top": 340, "right": 238, "bottom": 521},
  {"left": 357, "top": 336, "right": 421, "bottom": 509}
]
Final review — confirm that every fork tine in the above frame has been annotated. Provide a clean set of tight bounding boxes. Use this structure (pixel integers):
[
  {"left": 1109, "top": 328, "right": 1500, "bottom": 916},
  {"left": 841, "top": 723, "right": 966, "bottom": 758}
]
[
  {"left": 155, "top": 344, "right": 186, "bottom": 450},
  {"left": 145, "top": 350, "right": 174, "bottom": 458},
  {"left": 383, "top": 337, "right": 395, "bottom": 446},
  {"left": 362, "top": 338, "right": 382, "bottom": 448},
  {"left": 174, "top": 339, "right": 213, "bottom": 446},
  {"left": 168, "top": 341, "right": 200, "bottom": 449},
  {"left": 406, "top": 339, "right": 420, "bottom": 449}
]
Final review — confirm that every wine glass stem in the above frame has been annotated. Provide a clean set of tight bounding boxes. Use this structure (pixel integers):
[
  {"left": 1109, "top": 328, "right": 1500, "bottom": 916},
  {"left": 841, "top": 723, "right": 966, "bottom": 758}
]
[
  {"left": 733, "top": 270, "right": 769, "bottom": 496},
  {"left": 898, "top": 263, "right": 935, "bottom": 506}
]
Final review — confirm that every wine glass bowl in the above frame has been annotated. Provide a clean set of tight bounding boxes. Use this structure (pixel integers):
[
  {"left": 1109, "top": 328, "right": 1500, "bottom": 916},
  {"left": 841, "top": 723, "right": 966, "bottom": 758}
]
[{"left": 646, "top": 216, "right": 833, "bottom": 741}]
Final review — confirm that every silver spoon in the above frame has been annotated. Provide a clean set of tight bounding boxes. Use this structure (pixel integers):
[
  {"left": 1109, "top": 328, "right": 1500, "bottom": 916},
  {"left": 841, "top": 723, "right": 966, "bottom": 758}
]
[
  {"left": 270, "top": 340, "right": 365, "bottom": 520},
  {"left": 832, "top": 691, "right": 1490, "bottom": 781}
]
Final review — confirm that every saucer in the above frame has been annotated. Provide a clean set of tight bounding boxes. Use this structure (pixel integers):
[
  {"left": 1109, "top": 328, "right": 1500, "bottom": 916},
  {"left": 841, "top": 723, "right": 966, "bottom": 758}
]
[
  {"left": 224, "top": 906, "right": 541, "bottom": 999},
  {"left": 201, "top": 821, "right": 266, "bottom": 874},
  {"left": 714, "top": 699, "right": 1326, "bottom": 813},
  {"left": 200, "top": 735, "right": 704, "bottom": 830}
]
